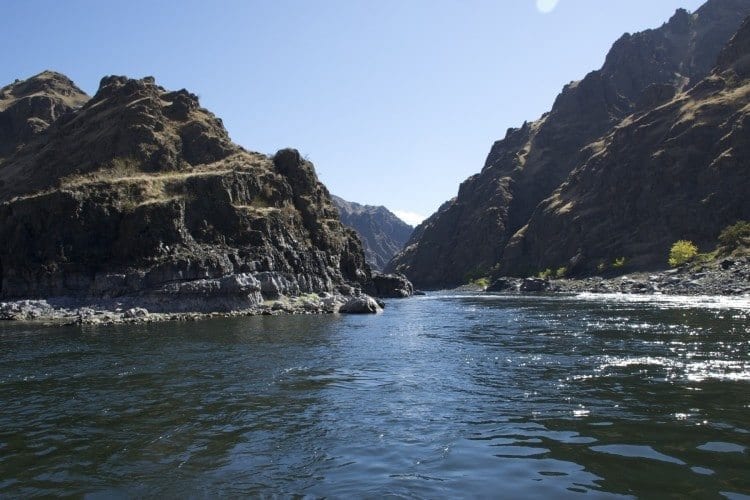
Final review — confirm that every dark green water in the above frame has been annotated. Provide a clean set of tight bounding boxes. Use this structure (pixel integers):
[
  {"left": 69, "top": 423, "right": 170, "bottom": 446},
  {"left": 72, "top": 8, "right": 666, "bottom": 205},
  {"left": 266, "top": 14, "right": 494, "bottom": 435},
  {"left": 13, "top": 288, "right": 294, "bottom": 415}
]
[{"left": 1, "top": 293, "right": 749, "bottom": 498}]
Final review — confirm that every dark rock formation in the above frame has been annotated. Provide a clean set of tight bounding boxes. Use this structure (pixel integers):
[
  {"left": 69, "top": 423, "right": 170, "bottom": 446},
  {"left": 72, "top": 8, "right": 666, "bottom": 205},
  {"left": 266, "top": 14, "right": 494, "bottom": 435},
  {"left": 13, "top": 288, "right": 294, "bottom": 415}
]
[
  {"left": 366, "top": 272, "right": 414, "bottom": 298},
  {"left": 0, "top": 71, "right": 88, "bottom": 158},
  {"left": 331, "top": 195, "right": 413, "bottom": 271},
  {"left": 339, "top": 295, "right": 383, "bottom": 314},
  {"left": 502, "top": 15, "right": 750, "bottom": 274},
  {"left": 520, "top": 278, "right": 549, "bottom": 293},
  {"left": 387, "top": 0, "right": 750, "bottom": 288},
  {"left": 0, "top": 72, "right": 372, "bottom": 310},
  {"left": 486, "top": 278, "right": 519, "bottom": 292}
]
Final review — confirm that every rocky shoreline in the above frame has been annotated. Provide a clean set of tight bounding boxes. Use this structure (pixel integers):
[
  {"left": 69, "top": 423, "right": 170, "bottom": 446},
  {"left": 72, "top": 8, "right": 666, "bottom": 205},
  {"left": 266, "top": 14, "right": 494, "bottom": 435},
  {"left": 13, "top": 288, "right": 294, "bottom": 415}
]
[
  {"left": 0, "top": 291, "right": 390, "bottom": 327},
  {"left": 486, "top": 255, "right": 750, "bottom": 296},
  {"left": 0, "top": 271, "right": 414, "bottom": 326},
  {"left": 3, "top": 259, "right": 747, "bottom": 327}
]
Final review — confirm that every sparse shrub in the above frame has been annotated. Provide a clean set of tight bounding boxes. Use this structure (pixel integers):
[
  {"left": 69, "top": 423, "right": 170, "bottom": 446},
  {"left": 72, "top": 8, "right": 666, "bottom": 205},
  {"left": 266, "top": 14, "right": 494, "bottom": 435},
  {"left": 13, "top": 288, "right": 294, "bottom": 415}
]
[
  {"left": 555, "top": 266, "right": 568, "bottom": 278},
  {"left": 694, "top": 249, "right": 719, "bottom": 264},
  {"left": 597, "top": 261, "right": 607, "bottom": 273},
  {"left": 471, "top": 277, "right": 491, "bottom": 288},
  {"left": 718, "top": 221, "right": 750, "bottom": 250},
  {"left": 668, "top": 240, "right": 698, "bottom": 267},
  {"left": 464, "top": 267, "right": 488, "bottom": 284},
  {"left": 612, "top": 257, "right": 626, "bottom": 269},
  {"left": 108, "top": 156, "right": 140, "bottom": 176},
  {"left": 537, "top": 268, "right": 553, "bottom": 279}
]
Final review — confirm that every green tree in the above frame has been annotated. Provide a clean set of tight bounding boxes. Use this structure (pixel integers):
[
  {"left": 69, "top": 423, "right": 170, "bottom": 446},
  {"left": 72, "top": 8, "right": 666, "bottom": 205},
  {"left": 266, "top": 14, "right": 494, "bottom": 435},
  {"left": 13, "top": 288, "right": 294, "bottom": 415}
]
[{"left": 668, "top": 240, "right": 698, "bottom": 267}]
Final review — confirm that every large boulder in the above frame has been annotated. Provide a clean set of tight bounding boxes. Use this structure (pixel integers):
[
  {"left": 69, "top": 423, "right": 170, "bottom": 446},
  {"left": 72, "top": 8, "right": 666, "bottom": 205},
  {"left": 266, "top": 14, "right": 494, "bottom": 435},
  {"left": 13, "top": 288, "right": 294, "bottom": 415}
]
[
  {"left": 339, "top": 295, "right": 383, "bottom": 314},
  {"left": 520, "top": 278, "right": 549, "bottom": 292},
  {"left": 366, "top": 272, "right": 414, "bottom": 298}
]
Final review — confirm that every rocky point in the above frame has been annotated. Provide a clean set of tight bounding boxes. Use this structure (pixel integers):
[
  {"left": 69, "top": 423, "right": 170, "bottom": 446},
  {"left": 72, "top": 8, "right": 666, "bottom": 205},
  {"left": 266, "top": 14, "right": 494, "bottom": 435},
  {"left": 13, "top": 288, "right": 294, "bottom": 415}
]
[{"left": 0, "top": 72, "right": 412, "bottom": 320}]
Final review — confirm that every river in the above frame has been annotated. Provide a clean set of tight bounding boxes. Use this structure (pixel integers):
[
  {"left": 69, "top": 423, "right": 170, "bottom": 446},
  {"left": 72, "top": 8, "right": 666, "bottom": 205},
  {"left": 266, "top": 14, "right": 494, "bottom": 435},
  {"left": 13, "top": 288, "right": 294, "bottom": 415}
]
[{"left": 1, "top": 292, "right": 749, "bottom": 497}]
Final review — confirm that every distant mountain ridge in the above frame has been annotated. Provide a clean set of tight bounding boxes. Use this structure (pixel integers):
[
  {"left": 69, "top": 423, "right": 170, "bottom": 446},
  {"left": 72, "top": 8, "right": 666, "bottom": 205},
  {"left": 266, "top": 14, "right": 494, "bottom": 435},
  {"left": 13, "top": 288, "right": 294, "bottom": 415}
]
[
  {"left": 332, "top": 195, "right": 413, "bottom": 271},
  {"left": 387, "top": 0, "right": 750, "bottom": 287}
]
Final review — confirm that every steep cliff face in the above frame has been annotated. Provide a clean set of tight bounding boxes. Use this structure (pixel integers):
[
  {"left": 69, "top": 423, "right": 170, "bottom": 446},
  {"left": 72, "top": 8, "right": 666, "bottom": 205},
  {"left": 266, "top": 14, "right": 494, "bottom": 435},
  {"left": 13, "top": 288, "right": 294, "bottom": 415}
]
[
  {"left": 331, "top": 195, "right": 413, "bottom": 271},
  {"left": 501, "top": 16, "right": 750, "bottom": 275},
  {"left": 0, "top": 72, "right": 370, "bottom": 308},
  {"left": 387, "top": 0, "right": 750, "bottom": 288}
]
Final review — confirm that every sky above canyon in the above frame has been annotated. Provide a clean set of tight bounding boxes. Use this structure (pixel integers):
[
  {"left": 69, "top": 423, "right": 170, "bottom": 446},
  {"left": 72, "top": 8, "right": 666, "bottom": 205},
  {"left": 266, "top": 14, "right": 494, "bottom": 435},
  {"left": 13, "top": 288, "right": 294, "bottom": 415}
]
[{"left": 3, "top": 0, "right": 705, "bottom": 225}]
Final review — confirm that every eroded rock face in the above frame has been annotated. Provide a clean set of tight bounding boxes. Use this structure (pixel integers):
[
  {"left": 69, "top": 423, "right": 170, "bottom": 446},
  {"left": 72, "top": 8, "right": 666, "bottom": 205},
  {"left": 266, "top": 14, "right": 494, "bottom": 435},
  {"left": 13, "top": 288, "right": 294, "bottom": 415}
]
[
  {"left": 0, "top": 71, "right": 88, "bottom": 158},
  {"left": 331, "top": 195, "right": 413, "bottom": 271},
  {"left": 0, "top": 73, "right": 371, "bottom": 307},
  {"left": 502, "top": 16, "right": 750, "bottom": 275},
  {"left": 0, "top": 73, "right": 236, "bottom": 201},
  {"left": 387, "top": 0, "right": 750, "bottom": 288},
  {"left": 366, "top": 272, "right": 414, "bottom": 298}
]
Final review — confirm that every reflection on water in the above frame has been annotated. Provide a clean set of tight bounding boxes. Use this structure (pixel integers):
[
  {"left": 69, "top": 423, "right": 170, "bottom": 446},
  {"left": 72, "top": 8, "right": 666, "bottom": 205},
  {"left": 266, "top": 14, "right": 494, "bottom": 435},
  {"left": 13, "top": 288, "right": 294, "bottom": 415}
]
[{"left": 0, "top": 293, "right": 748, "bottom": 497}]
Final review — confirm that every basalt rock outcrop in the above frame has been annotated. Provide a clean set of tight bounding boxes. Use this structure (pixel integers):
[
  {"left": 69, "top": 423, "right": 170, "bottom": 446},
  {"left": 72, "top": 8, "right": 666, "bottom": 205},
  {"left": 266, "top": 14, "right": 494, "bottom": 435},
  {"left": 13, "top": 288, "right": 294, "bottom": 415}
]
[
  {"left": 0, "top": 71, "right": 88, "bottom": 158},
  {"left": 339, "top": 295, "right": 383, "bottom": 314},
  {"left": 331, "top": 195, "right": 413, "bottom": 271},
  {"left": 502, "top": 15, "right": 750, "bottom": 275},
  {"left": 0, "top": 72, "right": 373, "bottom": 311},
  {"left": 387, "top": 0, "right": 750, "bottom": 288},
  {"left": 365, "top": 272, "right": 414, "bottom": 298}
]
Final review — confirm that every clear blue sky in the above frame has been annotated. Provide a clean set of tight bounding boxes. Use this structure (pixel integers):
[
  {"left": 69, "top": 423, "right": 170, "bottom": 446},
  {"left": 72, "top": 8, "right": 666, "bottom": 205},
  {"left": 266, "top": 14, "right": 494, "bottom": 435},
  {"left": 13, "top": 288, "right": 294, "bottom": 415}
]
[{"left": 3, "top": 0, "right": 705, "bottom": 225}]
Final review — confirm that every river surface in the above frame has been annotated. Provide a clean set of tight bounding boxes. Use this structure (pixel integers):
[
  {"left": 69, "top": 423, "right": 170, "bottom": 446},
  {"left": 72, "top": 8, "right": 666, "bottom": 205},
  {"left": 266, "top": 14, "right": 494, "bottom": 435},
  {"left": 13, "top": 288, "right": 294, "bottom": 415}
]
[{"left": 1, "top": 292, "right": 749, "bottom": 498}]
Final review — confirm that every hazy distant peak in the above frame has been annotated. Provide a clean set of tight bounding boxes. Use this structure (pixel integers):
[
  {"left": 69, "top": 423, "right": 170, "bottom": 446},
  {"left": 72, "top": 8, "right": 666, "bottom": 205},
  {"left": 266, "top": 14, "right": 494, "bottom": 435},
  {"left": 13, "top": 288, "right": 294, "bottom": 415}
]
[{"left": 332, "top": 195, "right": 413, "bottom": 271}]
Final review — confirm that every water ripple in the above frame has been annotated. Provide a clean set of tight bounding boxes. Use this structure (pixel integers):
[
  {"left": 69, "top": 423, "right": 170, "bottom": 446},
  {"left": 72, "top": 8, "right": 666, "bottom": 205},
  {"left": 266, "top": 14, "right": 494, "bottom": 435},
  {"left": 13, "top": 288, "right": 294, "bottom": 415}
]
[{"left": 0, "top": 294, "right": 748, "bottom": 497}]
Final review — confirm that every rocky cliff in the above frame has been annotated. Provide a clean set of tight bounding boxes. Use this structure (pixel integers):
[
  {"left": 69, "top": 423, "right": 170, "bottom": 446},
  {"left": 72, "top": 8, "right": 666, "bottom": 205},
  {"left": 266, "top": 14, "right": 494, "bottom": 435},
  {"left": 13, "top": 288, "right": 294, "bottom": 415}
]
[
  {"left": 386, "top": 0, "right": 750, "bottom": 288},
  {"left": 0, "top": 72, "right": 372, "bottom": 311},
  {"left": 0, "top": 71, "right": 88, "bottom": 158},
  {"left": 331, "top": 195, "right": 413, "bottom": 271},
  {"left": 501, "top": 16, "right": 750, "bottom": 275}
]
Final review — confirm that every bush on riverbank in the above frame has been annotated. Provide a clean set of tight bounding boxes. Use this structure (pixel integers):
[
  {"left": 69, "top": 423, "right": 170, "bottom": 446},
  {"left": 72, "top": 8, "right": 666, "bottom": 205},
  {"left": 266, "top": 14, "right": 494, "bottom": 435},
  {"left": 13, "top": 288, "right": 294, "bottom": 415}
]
[
  {"left": 718, "top": 221, "right": 750, "bottom": 251},
  {"left": 669, "top": 240, "right": 698, "bottom": 267}
]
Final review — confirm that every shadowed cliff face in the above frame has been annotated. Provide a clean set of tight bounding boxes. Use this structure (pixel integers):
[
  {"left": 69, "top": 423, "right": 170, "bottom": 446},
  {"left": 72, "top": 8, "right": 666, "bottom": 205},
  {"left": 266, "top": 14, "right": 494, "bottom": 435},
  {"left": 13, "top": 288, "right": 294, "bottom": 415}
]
[
  {"left": 387, "top": 0, "right": 750, "bottom": 288},
  {"left": 501, "top": 16, "right": 750, "bottom": 275},
  {"left": 0, "top": 72, "right": 370, "bottom": 301},
  {"left": 331, "top": 195, "right": 413, "bottom": 271}
]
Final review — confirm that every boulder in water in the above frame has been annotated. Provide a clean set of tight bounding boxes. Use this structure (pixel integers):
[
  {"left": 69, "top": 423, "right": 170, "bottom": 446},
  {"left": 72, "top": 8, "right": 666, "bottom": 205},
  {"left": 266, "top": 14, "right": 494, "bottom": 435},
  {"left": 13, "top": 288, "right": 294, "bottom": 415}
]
[{"left": 339, "top": 295, "right": 382, "bottom": 314}]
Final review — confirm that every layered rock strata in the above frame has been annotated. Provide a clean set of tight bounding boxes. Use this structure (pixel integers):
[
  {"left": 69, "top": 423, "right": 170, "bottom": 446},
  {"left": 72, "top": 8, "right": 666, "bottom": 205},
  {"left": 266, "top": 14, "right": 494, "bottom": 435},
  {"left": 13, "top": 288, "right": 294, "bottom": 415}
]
[
  {"left": 387, "top": 0, "right": 750, "bottom": 287},
  {"left": 502, "top": 17, "right": 750, "bottom": 274},
  {"left": 0, "top": 72, "right": 379, "bottom": 313}
]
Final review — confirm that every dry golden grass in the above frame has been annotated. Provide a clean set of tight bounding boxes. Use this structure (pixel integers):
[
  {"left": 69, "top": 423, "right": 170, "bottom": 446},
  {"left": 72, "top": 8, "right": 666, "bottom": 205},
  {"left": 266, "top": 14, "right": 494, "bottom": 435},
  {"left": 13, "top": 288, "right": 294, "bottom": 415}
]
[
  {"left": 232, "top": 204, "right": 279, "bottom": 213},
  {"left": 5, "top": 152, "right": 276, "bottom": 213}
]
